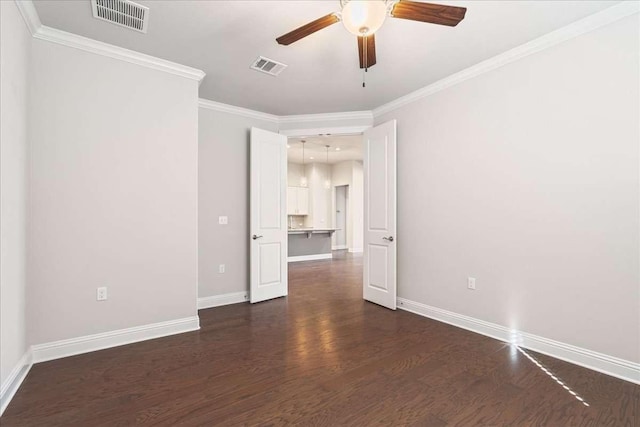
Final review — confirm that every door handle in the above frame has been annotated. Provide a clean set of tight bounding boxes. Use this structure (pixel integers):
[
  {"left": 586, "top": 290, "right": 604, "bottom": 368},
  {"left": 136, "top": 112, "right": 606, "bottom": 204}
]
[
  {"left": 383, "top": 236, "right": 394, "bottom": 242},
  {"left": 252, "top": 234, "right": 263, "bottom": 240}
]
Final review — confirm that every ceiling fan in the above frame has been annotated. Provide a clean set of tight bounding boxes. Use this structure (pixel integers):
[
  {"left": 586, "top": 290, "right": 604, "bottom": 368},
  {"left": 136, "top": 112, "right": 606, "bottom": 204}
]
[{"left": 276, "top": 0, "right": 467, "bottom": 71}]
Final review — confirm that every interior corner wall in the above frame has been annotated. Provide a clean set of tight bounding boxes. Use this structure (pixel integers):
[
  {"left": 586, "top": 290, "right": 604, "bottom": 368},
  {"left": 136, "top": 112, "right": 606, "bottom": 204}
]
[
  {"left": 28, "top": 39, "right": 199, "bottom": 345},
  {"left": 0, "top": 0, "right": 32, "bottom": 393},
  {"left": 198, "top": 108, "right": 278, "bottom": 299},
  {"left": 375, "top": 15, "right": 640, "bottom": 363}
]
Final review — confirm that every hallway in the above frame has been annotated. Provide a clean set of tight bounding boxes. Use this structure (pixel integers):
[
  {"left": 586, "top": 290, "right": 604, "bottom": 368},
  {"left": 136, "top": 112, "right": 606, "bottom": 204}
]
[{"left": 2, "top": 252, "right": 637, "bottom": 425}]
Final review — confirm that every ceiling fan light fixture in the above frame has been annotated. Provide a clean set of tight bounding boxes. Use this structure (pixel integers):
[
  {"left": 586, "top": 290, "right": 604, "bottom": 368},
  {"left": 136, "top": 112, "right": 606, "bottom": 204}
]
[{"left": 341, "top": 0, "right": 387, "bottom": 36}]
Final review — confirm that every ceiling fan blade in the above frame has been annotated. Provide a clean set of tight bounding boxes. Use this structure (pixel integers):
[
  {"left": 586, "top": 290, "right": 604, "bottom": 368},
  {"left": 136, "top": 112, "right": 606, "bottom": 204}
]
[
  {"left": 357, "top": 34, "right": 376, "bottom": 69},
  {"left": 391, "top": 1, "right": 466, "bottom": 27},
  {"left": 276, "top": 13, "right": 340, "bottom": 45}
]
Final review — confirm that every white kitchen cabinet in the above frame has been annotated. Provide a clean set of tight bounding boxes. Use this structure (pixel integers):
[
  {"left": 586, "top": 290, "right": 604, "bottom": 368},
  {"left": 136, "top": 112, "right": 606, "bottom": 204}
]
[
  {"left": 287, "top": 186, "right": 309, "bottom": 215},
  {"left": 287, "top": 187, "right": 297, "bottom": 215},
  {"left": 297, "top": 187, "right": 309, "bottom": 215}
]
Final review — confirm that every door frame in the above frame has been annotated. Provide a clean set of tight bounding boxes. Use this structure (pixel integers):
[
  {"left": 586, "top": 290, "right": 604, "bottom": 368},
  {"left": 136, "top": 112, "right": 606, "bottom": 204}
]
[
  {"left": 333, "top": 184, "right": 349, "bottom": 250},
  {"left": 280, "top": 125, "right": 372, "bottom": 292}
]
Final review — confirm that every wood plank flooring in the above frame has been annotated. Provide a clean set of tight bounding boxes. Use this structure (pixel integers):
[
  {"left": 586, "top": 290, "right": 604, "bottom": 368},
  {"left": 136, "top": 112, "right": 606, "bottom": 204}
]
[{"left": 2, "top": 251, "right": 638, "bottom": 425}]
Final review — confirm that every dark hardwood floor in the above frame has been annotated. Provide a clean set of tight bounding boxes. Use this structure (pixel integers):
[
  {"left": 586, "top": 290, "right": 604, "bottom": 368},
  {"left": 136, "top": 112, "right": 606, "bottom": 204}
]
[{"left": 2, "top": 251, "right": 638, "bottom": 426}]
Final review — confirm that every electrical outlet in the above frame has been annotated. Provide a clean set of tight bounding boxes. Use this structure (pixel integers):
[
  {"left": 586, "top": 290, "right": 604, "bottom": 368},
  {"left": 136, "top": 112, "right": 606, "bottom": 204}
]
[
  {"left": 97, "top": 286, "right": 108, "bottom": 301},
  {"left": 218, "top": 216, "right": 228, "bottom": 225},
  {"left": 468, "top": 277, "right": 476, "bottom": 290},
  {"left": 219, "top": 264, "right": 225, "bottom": 274}
]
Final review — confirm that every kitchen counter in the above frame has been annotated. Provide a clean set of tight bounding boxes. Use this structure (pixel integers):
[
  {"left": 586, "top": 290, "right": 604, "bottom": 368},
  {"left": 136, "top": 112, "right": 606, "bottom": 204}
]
[
  {"left": 288, "top": 229, "right": 337, "bottom": 262},
  {"left": 288, "top": 228, "right": 337, "bottom": 235}
]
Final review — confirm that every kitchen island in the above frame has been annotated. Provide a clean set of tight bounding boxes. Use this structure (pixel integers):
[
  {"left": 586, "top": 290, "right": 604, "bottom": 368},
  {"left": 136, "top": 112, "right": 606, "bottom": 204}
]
[{"left": 288, "top": 228, "right": 337, "bottom": 262}]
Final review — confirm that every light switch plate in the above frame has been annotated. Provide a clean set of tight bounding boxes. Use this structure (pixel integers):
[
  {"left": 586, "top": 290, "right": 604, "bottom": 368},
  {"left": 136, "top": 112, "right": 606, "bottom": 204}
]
[{"left": 218, "top": 216, "right": 228, "bottom": 225}]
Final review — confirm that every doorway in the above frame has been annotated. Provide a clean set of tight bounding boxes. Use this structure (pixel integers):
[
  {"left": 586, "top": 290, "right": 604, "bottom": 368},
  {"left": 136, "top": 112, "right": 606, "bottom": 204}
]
[
  {"left": 334, "top": 185, "right": 348, "bottom": 250},
  {"left": 250, "top": 121, "right": 397, "bottom": 309},
  {"left": 285, "top": 134, "right": 364, "bottom": 262}
]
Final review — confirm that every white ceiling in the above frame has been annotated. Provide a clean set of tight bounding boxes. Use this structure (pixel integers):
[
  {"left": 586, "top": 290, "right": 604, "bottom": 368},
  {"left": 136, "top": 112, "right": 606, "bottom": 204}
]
[
  {"left": 288, "top": 135, "right": 363, "bottom": 165},
  {"left": 33, "top": 1, "right": 619, "bottom": 115}
]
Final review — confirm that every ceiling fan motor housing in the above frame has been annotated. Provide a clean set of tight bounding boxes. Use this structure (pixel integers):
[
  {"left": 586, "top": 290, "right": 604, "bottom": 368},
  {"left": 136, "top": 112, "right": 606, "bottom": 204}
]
[{"left": 340, "top": 0, "right": 389, "bottom": 36}]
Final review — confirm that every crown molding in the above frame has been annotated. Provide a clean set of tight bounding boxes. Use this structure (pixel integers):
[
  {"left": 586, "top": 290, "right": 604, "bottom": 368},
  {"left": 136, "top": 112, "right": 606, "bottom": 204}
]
[
  {"left": 279, "top": 110, "right": 374, "bottom": 124},
  {"left": 198, "top": 99, "right": 279, "bottom": 123},
  {"left": 373, "top": 1, "right": 640, "bottom": 118},
  {"left": 16, "top": 0, "right": 637, "bottom": 118},
  {"left": 198, "top": 99, "right": 374, "bottom": 126},
  {"left": 278, "top": 126, "right": 371, "bottom": 137},
  {"left": 34, "top": 26, "right": 206, "bottom": 82},
  {"left": 14, "top": 0, "right": 205, "bottom": 83},
  {"left": 200, "top": 2, "right": 637, "bottom": 124},
  {"left": 14, "top": 0, "right": 41, "bottom": 35}
]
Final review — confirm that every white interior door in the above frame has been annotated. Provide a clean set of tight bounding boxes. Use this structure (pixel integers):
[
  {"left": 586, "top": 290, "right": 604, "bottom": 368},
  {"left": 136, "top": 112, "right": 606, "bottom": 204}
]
[
  {"left": 363, "top": 120, "right": 397, "bottom": 310},
  {"left": 250, "top": 127, "right": 288, "bottom": 303}
]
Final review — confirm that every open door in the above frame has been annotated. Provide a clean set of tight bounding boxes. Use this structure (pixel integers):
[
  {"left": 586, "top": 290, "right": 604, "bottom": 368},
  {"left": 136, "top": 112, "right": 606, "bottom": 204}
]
[
  {"left": 363, "top": 120, "right": 397, "bottom": 310},
  {"left": 250, "top": 127, "right": 288, "bottom": 303}
]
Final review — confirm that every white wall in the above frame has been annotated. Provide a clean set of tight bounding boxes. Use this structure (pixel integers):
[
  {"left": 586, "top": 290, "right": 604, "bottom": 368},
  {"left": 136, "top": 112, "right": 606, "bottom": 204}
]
[
  {"left": 351, "top": 161, "right": 364, "bottom": 252},
  {"left": 376, "top": 15, "right": 639, "bottom": 363},
  {"left": 331, "top": 160, "right": 364, "bottom": 252},
  {"left": 28, "top": 39, "right": 200, "bottom": 345},
  {"left": 332, "top": 161, "right": 354, "bottom": 250},
  {"left": 199, "top": 108, "right": 278, "bottom": 298},
  {"left": 0, "top": 0, "right": 31, "bottom": 395},
  {"left": 305, "top": 163, "right": 332, "bottom": 229}
]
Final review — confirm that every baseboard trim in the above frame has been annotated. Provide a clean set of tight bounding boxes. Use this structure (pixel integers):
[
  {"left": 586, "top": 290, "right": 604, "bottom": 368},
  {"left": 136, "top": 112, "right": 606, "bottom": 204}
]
[
  {"left": 31, "top": 316, "right": 200, "bottom": 364},
  {"left": 397, "top": 297, "right": 640, "bottom": 385},
  {"left": 348, "top": 248, "right": 363, "bottom": 253},
  {"left": 332, "top": 245, "right": 348, "bottom": 250},
  {"left": 0, "top": 350, "right": 33, "bottom": 416},
  {"left": 288, "top": 254, "right": 333, "bottom": 262},
  {"left": 198, "top": 292, "right": 248, "bottom": 309}
]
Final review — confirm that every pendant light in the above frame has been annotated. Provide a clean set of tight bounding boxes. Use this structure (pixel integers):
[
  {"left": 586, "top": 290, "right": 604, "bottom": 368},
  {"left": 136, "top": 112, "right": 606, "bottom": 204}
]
[
  {"left": 324, "top": 145, "right": 331, "bottom": 189},
  {"left": 300, "top": 140, "right": 308, "bottom": 187}
]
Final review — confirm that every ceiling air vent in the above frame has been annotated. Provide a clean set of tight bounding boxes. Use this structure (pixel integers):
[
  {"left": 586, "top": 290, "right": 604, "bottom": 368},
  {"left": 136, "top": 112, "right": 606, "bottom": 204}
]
[
  {"left": 250, "top": 56, "right": 288, "bottom": 76},
  {"left": 91, "top": 0, "right": 149, "bottom": 33}
]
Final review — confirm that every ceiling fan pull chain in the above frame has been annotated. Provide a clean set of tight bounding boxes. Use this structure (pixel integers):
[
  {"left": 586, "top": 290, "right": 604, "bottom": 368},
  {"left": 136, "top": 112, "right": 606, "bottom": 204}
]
[{"left": 362, "top": 35, "right": 367, "bottom": 87}]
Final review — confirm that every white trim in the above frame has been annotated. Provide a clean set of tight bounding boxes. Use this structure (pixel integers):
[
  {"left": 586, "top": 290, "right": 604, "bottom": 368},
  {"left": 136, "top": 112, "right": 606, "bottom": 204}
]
[
  {"left": 0, "top": 350, "right": 33, "bottom": 416},
  {"left": 279, "top": 126, "right": 370, "bottom": 137},
  {"left": 332, "top": 245, "right": 348, "bottom": 250},
  {"left": 197, "top": 100, "right": 373, "bottom": 128},
  {"left": 279, "top": 110, "right": 374, "bottom": 124},
  {"left": 373, "top": 1, "right": 640, "bottom": 118},
  {"left": 288, "top": 253, "right": 333, "bottom": 262},
  {"left": 198, "top": 291, "right": 248, "bottom": 309},
  {"left": 397, "top": 297, "right": 640, "bottom": 385},
  {"left": 348, "top": 248, "right": 363, "bottom": 253},
  {"left": 33, "top": 26, "right": 205, "bottom": 82},
  {"left": 198, "top": 99, "right": 279, "bottom": 123},
  {"left": 14, "top": 1, "right": 205, "bottom": 82},
  {"left": 197, "top": 99, "right": 373, "bottom": 131},
  {"left": 14, "top": 0, "right": 41, "bottom": 35},
  {"left": 31, "top": 316, "right": 200, "bottom": 364}
]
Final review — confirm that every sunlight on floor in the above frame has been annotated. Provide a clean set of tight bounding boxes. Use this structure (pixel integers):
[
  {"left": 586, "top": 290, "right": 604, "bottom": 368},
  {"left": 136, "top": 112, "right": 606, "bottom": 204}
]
[{"left": 514, "top": 345, "right": 590, "bottom": 407}]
